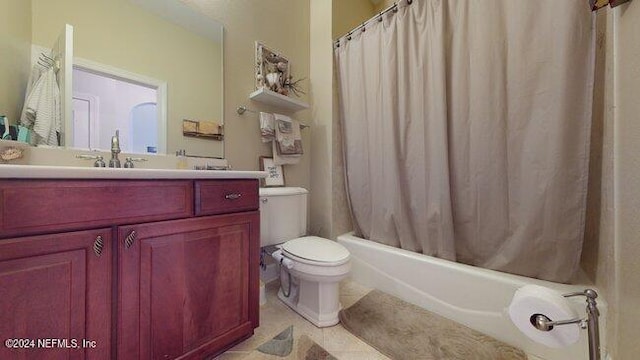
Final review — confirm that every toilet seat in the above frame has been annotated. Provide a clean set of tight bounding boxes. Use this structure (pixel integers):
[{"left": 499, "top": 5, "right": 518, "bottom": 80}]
[{"left": 281, "top": 236, "right": 350, "bottom": 266}]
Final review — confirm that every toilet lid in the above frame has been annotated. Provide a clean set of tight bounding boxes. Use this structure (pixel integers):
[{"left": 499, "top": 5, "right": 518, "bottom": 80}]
[{"left": 282, "top": 236, "right": 350, "bottom": 264}]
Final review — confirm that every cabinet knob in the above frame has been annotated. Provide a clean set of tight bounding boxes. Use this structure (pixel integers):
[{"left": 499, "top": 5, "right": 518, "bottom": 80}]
[
  {"left": 93, "top": 235, "right": 104, "bottom": 256},
  {"left": 225, "top": 193, "right": 242, "bottom": 200},
  {"left": 124, "top": 230, "right": 137, "bottom": 249}
]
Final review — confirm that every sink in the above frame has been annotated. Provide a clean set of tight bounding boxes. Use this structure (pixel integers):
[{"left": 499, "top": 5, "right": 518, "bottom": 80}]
[
  {"left": 0, "top": 164, "right": 267, "bottom": 179},
  {"left": 0, "top": 140, "right": 267, "bottom": 179}
]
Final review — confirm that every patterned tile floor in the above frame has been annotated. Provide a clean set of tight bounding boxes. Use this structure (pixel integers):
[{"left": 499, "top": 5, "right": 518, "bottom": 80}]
[
  {"left": 216, "top": 280, "right": 544, "bottom": 360},
  {"left": 215, "top": 280, "right": 390, "bottom": 360}
]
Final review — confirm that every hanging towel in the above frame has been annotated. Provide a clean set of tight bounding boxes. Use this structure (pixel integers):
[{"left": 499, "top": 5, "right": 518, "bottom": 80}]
[
  {"left": 272, "top": 114, "right": 303, "bottom": 165},
  {"left": 260, "top": 112, "right": 275, "bottom": 142},
  {"left": 19, "top": 61, "right": 48, "bottom": 129},
  {"left": 21, "top": 67, "right": 61, "bottom": 146}
]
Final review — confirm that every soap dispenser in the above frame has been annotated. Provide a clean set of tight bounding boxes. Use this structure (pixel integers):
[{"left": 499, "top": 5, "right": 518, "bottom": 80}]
[{"left": 176, "top": 149, "right": 188, "bottom": 169}]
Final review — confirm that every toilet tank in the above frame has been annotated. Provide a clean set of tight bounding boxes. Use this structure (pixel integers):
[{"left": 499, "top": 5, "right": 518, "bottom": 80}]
[{"left": 259, "top": 187, "right": 308, "bottom": 247}]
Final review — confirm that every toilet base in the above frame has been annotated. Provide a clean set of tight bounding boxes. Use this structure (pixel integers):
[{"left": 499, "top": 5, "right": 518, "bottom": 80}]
[{"left": 277, "top": 276, "right": 343, "bottom": 328}]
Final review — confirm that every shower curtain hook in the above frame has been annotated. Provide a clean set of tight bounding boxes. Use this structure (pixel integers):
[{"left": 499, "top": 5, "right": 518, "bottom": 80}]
[
  {"left": 361, "top": 24, "right": 366, "bottom": 32},
  {"left": 393, "top": 3, "right": 399, "bottom": 13},
  {"left": 407, "top": 0, "right": 413, "bottom": 4},
  {"left": 378, "top": 13, "right": 384, "bottom": 22}
]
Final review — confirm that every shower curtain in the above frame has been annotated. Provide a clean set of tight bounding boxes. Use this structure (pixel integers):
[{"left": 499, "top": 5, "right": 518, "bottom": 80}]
[{"left": 335, "top": 0, "right": 594, "bottom": 283}]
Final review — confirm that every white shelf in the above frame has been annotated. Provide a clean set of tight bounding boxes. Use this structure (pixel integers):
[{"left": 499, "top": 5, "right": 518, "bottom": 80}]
[{"left": 249, "top": 88, "right": 309, "bottom": 112}]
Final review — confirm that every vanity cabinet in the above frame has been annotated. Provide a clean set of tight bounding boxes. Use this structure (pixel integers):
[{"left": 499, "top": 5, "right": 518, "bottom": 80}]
[{"left": 0, "top": 179, "right": 260, "bottom": 360}]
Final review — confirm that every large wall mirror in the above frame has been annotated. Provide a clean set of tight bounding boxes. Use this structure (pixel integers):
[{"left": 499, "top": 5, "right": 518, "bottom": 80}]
[{"left": 2, "top": 0, "right": 224, "bottom": 158}]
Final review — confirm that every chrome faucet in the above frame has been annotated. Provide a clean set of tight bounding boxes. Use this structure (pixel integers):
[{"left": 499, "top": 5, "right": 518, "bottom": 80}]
[
  {"left": 76, "top": 154, "right": 106, "bottom": 167},
  {"left": 109, "top": 130, "right": 121, "bottom": 168},
  {"left": 124, "top": 156, "right": 148, "bottom": 168}
]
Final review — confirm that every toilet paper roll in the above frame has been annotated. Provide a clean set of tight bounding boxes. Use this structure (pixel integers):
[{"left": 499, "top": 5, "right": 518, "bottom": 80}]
[{"left": 508, "top": 285, "right": 580, "bottom": 348}]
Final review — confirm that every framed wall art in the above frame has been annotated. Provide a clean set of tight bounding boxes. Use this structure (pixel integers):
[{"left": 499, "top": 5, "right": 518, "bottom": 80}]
[
  {"left": 259, "top": 156, "right": 285, "bottom": 187},
  {"left": 255, "top": 42, "right": 290, "bottom": 95}
]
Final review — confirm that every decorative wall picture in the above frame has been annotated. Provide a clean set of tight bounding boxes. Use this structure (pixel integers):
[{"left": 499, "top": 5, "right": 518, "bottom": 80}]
[
  {"left": 255, "top": 42, "right": 305, "bottom": 97},
  {"left": 182, "top": 119, "right": 223, "bottom": 141},
  {"left": 259, "top": 156, "right": 285, "bottom": 187}
]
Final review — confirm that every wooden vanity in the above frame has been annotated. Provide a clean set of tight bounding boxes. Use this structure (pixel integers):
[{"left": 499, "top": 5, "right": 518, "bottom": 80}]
[{"left": 0, "top": 170, "right": 262, "bottom": 360}]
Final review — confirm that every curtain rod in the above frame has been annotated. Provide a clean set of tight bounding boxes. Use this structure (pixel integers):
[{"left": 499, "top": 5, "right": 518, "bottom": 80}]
[
  {"left": 336, "top": 0, "right": 612, "bottom": 45},
  {"left": 334, "top": 0, "right": 413, "bottom": 47}
]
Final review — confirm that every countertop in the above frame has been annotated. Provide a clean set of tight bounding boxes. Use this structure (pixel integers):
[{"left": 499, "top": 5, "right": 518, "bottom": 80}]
[{"left": 0, "top": 165, "right": 268, "bottom": 180}]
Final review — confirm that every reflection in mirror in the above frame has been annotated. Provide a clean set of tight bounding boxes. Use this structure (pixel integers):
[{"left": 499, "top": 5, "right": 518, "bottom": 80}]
[
  {"left": 1, "top": 0, "right": 224, "bottom": 158},
  {"left": 71, "top": 64, "right": 165, "bottom": 154}
]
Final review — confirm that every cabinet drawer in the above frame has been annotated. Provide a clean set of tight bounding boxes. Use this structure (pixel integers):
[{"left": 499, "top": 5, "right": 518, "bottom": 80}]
[
  {"left": 0, "top": 180, "right": 193, "bottom": 238},
  {"left": 195, "top": 180, "right": 259, "bottom": 216}
]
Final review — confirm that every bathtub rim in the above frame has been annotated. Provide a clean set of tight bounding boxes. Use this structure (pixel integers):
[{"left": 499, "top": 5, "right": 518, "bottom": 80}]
[
  {"left": 337, "top": 231, "right": 609, "bottom": 360},
  {"left": 337, "top": 232, "right": 599, "bottom": 293}
]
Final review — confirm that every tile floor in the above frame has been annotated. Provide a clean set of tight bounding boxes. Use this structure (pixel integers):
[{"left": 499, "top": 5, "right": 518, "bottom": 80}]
[
  {"left": 216, "top": 279, "right": 544, "bottom": 360},
  {"left": 215, "top": 280, "right": 390, "bottom": 360}
]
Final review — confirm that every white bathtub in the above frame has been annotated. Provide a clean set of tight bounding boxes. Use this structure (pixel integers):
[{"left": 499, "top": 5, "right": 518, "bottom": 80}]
[{"left": 337, "top": 233, "right": 607, "bottom": 360}]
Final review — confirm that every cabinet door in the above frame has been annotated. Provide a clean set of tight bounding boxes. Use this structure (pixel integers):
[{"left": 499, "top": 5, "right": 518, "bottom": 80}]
[
  {"left": 0, "top": 229, "right": 112, "bottom": 360},
  {"left": 118, "top": 212, "right": 259, "bottom": 360}
]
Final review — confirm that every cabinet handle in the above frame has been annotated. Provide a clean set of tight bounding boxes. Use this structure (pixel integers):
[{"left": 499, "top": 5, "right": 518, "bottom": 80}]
[
  {"left": 93, "top": 235, "right": 104, "bottom": 257},
  {"left": 124, "top": 230, "right": 137, "bottom": 249},
  {"left": 225, "top": 193, "right": 242, "bottom": 200}
]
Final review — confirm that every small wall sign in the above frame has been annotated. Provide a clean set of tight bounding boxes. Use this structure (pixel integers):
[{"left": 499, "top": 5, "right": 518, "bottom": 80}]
[{"left": 259, "top": 156, "right": 285, "bottom": 187}]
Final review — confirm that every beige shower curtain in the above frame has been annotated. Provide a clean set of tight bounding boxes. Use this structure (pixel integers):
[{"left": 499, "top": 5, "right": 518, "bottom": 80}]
[{"left": 335, "top": 0, "right": 594, "bottom": 283}]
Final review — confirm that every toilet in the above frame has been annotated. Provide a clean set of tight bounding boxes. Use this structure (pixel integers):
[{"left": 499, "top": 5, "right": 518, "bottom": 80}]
[{"left": 260, "top": 187, "right": 351, "bottom": 327}]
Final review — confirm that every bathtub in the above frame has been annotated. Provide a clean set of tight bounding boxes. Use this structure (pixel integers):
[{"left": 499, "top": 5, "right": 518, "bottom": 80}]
[{"left": 337, "top": 233, "right": 607, "bottom": 360}]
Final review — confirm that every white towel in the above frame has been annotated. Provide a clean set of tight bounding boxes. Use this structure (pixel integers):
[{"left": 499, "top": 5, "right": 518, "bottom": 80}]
[
  {"left": 21, "top": 67, "right": 60, "bottom": 146},
  {"left": 260, "top": 112, "right": 275, "bottom": 142},
  {"left": 272, "top": 114, "right": 302, "bottom": 165},
  {"left": 19, "top": 64, "right": 47, "bottom": 127}
]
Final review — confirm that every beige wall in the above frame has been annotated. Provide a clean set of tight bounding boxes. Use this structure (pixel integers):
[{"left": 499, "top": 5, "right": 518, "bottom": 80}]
[
  {"left": 373, "top": 0, "right": 394, "bottom": 14},
  {"left": 0, "top": 0, "right": 32, "bottom": 124},
  {"left": 583, "top": 3, "right": 640, "bottom": 358},
  {"left": 305, "top": 0, "right": 366, "bottom": 239},
  {"left": 612, "top": 1, "right": 640, "bottom": 358},
  {"left": 30, "top": 0, "right": 223, "bottom": 157},
  {"left": 581, "top": 9, "right": 617, "bottom": 357},
  {"left": 310, "top": 0, "right": 334, "bottom": 237},
  {"left": 182, "top": 0, "right": 311, "bottom": 188},
  {"left": 332, "top": 0, "right": 375, "bottom": 39}
]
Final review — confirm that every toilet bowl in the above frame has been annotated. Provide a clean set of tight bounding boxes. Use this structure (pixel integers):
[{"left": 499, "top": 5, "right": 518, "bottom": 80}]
[
  {"left": 272, "top": 236, "right": 350, "bottom": 327},
  {"left": 260, "top": 188, "right": 351, "bottom": 327}
]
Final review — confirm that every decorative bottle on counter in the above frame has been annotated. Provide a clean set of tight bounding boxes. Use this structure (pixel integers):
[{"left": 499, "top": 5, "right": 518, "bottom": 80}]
[{"left": 176, "top": 149, "right": 188, "bottom": 169}]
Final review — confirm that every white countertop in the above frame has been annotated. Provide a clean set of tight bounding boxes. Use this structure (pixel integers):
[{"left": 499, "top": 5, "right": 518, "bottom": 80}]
[{"left": 0, "top": 165, "right": 267, "bottom": 179}]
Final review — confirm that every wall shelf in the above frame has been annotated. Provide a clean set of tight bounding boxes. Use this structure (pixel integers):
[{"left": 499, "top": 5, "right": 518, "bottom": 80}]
[
  {"left": 249, "top": 88, "right": 309, "bottom": 112},
  {"left": 183, "top": 132, "right": 224, "bottom": 141}
]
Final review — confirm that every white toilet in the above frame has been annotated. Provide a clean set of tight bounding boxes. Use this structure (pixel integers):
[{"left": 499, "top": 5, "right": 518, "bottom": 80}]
[{"left": 260, "top": 187, "right": 351, "bottom": 327}]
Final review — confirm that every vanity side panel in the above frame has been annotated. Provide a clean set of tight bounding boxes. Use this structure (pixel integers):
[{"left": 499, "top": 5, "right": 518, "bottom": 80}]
[{"left": 0, "top": 180, "right": 194, "bottom": 238}]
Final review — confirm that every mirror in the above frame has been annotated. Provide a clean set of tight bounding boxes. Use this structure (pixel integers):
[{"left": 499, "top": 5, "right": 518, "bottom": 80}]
[{"left": 1, "top": 0, "right": 224, "bottom": 158}]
